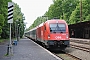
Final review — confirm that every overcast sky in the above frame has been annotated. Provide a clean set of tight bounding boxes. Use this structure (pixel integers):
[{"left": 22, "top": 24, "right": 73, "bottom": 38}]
[{"left": 12, "top": 0, "right": 53, "bottom": 28}]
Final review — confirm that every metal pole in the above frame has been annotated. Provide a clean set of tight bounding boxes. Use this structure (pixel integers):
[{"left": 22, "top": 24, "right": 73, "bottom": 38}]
[
  {"left": 19, "top": 27, "right": 20, "bottom": 39},
  {"left": 9, "top": 23, "right": 13, "bottom": 55},
  {"left": 18, "top": 25, "right": 20, "bottom": 41},
  {"left": 15, "top": 22, "right": 17, "bottom": 41},
  {"left": 80, "top": 0, "right": 82, "bottom": 22},
  {"left": 10, "top": 23, "right": 11, "bottom": 45},
  {"left": 17, "top": 24, "right": 18, "bottom": 41}
]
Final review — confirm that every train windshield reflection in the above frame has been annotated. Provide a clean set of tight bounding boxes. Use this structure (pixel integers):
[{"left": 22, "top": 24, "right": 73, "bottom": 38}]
[{"left": 50, "top": 23, "right": 66, "bottom": 33}]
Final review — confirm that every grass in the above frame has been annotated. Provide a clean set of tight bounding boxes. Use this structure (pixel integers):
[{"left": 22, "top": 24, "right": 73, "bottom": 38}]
[
  {"left": 5, "top": 53, "right": 13, "bottom": 56},
  {"left": 0, "top": 39, "right": 9, "bottom": 43},
  {"left": 5, "top": 54, "right": 9, "bottom": 56},
  {"left": 0, "top": 39, "right": 4, "bottom": 43},
  {"left": 57, "top": 54, "right": 76, "bottom": 60}
]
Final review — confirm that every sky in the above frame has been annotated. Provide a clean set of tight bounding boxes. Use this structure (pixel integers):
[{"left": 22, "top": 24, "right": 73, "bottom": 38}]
[{"left": 12, "top": 0, "right": 53, "bottom": 28}]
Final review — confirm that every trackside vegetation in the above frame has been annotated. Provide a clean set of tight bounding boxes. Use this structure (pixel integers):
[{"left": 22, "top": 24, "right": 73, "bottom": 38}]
[
  {"left": 0, "top": 0, "right": 25, "bottom": 39},
  {"left": 26, "top": 0, "right": 90, "bottom": 31}
]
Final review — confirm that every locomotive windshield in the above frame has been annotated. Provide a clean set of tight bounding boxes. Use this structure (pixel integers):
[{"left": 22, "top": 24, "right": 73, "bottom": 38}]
[{"left": 50, "top": 23, "right": 66, "bottom": 33}]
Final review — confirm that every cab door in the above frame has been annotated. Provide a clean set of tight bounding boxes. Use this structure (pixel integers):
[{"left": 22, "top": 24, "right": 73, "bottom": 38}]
[{"left": 43, "top": 24, "right": 46, "bottom": 40}]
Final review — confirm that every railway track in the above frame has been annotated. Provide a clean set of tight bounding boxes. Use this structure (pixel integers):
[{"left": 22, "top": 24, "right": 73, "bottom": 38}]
[
  {"left": 70, "top": 40, "right": 90, "bottom": 52},
  {"left": 53, "top": 43, "right": 90, "bottom": 60},
  {"left": 70, "top": 44, "right": 90, "bottom": 52},
  {"left": 49, "top": 40, "right": 90, "bottom": 60},
  {"left": 70, "top": 38, "right": 90, "bottom": 45},
  {"left": 34, "top": 39, "right": 82, "bottom": 60},
  {"left": 31, "top": 38, "right": 90, "bottom": 60},
  {"left": 52, "top": 50, "right": 82, "bottom": 60},
  {"left": 70, "top": 38, "right": 90, "bottom": 52}
]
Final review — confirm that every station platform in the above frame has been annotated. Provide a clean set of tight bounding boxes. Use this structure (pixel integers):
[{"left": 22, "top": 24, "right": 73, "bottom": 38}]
[
  {"left": 70, "top": 38, "right": 90, "bottom": 41},
  {"left": 11, "top": 38, "right": 62, "bottom": 60}
]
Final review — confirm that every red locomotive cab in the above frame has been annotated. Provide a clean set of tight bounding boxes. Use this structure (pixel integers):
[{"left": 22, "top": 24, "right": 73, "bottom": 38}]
[
  {"left": 43, "top": 20, "right": 70, "bottom": 48},
  {"left": 44, "top": 20, "right": 69, "bottom": 40}
]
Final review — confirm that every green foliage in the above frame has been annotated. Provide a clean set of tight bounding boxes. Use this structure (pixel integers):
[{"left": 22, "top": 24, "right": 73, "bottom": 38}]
[
  {"left": 46, "top": 0, "right": 79, "bottom": 24},
  {"left": 82, "top": 0, "right": 90, "bottom": 21},
  {"left": 0, "top": 14, "right": 5, "bottom": 34},
  {"left": 69, "top": 0, "right": 90, "bottom": 24},
  {"left": 85, "top": 14, "right": 90, "bottom": 21},
  {"left": 12, "top": 3, "right": 25, "bottom": 38},
  {"left": 46, "top": 0, "right": 63, "bottom": 19},
  {"left": 26, "top": 0, "right": 90, "bottom": 31},
  {"left": 0, "top": 0, "right": 12, "bottom": 38},
  {"left": 0, "top": 0, "right": 25, "bottom": 38},
  {"left": 69, "top": 4, "right": 80, "bottom": 24},
  {"left": 28, "top": 16, "right": 46, "bottom": 29}
]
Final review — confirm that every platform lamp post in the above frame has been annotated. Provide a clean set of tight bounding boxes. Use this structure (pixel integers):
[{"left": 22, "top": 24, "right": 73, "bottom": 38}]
[
  {"left": 18, "top": 23, "right": 20, "bottom": 41},
  {"left": 22, "top": 17, "right": 25, "bottom": 36},
  {"left": 15, "top": 20, "right": 17, "bottom": 41},
  {"left": 16, "top": 20, "right": 19, "bottom": 41},
  {"left": 16, "top": 19, "right": 21, "bottom": 41}
]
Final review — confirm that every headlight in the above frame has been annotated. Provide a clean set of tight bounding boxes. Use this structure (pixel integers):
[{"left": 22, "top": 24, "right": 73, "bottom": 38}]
[
  {"left": 48, "top": 35, "right": 50, "bottom": 39},
  {"left": 66, "top": 34, "right": 68, "bottom": 38}
]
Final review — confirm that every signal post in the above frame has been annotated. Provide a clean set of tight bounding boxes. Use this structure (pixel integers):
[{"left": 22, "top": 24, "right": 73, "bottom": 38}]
[{"left": 7, "top": 2, "right": 14, "bottom": 55}]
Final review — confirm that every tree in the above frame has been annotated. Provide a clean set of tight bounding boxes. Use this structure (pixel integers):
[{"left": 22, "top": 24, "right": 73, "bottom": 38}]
[
  {"left": 12, "top": 3, "right": 25, "bottom": 38},
  {"left": 0, "top": 0, "right": 12, "bottom": 38},
  {"left": 69, "top": 4, "right": 80, "bottom": 24},
  {"left": 45, "top": 0, "right": 79, "bottom": 24},
  {"left": 0, "top": 14, "right": 5, "bottom": 34},
  {"left": 0, "top": 1, "right": 25, "bottom": 38},
  {"left": 27, "top": 0, "right": 90, "bottom": 31},
  {"left": 69, "top": 0, "right": 90, "bottom": 24}
]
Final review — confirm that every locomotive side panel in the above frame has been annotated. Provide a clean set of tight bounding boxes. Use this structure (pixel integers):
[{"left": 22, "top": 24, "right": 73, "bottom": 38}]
[{"left": 37, "top": 27, "right": 41, "bottom": 41}]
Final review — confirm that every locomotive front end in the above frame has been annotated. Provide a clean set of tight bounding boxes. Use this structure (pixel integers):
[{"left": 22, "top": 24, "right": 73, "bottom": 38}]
[{"left": 46, "top": 20, "right": 70, "bottom": 49}]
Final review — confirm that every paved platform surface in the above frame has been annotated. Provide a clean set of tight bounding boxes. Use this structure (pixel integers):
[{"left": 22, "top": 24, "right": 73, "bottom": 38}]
[
  {"left": 11, "top": 38, "right": 62, "bottom": 60},
  {"left": 0, "top": 41, "right": 11, "bottom": 60}
]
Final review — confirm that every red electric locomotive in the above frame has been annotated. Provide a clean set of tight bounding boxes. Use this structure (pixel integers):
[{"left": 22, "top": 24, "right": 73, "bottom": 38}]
[
  {"left": 36, "top": 19, "right": 69, "bottom": 49},
  {"left": 25, "top": 19, "right": 69, "bottom": 50}
]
